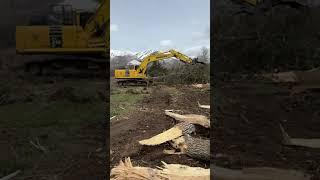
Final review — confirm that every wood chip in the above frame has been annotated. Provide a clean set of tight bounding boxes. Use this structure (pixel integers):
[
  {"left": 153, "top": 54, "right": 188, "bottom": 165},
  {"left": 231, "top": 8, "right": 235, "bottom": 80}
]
[{"left": 198, "top": 101, "right": 210, "bottom": 109}]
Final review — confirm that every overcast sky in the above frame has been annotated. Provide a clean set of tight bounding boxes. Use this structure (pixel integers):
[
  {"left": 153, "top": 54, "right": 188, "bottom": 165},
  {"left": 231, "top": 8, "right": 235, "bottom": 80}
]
[{"left": 111, "top": 0, "right": 210, "bottom": 53}]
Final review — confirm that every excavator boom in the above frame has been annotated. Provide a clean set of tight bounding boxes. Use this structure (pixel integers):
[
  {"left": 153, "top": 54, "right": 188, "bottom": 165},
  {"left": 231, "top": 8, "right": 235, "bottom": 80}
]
[{"left": 136, "top": 49, "right": 194, "bottom": 75}]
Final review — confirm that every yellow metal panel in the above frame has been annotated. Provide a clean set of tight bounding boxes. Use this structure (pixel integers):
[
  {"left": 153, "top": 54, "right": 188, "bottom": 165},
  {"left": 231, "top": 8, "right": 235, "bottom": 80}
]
[
  {"left": 115, "top": 70, "right": 126, "bottom": 78},
  {"left": 62, "top": 26, "right": 77, "bottom": 48},
  {"left": 16, "top": 26, "right": 49, "bottom": 50},
  {"left": 114, "top": 69, "right": 146, "bottom": 79}
]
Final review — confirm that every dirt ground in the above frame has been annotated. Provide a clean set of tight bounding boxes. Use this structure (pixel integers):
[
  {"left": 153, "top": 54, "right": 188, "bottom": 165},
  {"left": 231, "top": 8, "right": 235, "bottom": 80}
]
[
  {"left": 110, "top": 83, "right": 210, "bottom": 169},
  {"left": 0, "top": 49, "right": 107, "bottom": 179},
  {"left": 213, "top": 79, "right": 320, "bottom": 179}
]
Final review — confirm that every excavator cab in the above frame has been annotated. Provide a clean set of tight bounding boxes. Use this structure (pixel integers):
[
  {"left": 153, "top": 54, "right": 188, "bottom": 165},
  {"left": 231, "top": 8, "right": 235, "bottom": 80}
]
[
  {"left": 48, "top": 4, "right": 74, "bottom": 25},
  {"left": 47, "top": 4, "right": 94, "bottom": 27},
  {"left": 193, "top": 57, "right": 206, "bottom": 65},
  {"left": 28, "top": 4, "right": 74, "bottom": 26}
]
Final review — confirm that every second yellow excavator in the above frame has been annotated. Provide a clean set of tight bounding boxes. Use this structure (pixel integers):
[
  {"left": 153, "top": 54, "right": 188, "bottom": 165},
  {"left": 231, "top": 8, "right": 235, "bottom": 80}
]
[
  {"left": 114, "top": 49, "right": 202, "bottom": 85},
  {"left": 15, "top": 0, "right": 109, "bottom": 76}
]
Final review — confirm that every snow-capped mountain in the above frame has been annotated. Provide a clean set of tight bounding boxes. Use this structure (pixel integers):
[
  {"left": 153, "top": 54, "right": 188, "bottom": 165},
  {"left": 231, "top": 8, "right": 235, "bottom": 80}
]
[
  {"left": 110, "top": 49, "right": 136, "bottom": 58},
  {"left": 135, "top": 49, "right": 158, "bottom": 60},
  {"left": 110, "top": 46, "right": 210, "bottom": 60}
]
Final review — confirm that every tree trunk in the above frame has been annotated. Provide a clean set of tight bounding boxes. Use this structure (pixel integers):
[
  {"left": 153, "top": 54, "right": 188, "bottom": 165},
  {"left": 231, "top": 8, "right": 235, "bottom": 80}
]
[{"left": 179, "top": 135, "right": 210, "bottom": 161}]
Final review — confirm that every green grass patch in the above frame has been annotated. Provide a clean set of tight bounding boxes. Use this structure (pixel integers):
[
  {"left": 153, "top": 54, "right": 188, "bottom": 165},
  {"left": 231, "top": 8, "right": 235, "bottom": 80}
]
[{"left": 110, "top": 87, "right": 146, "bottom": 117}]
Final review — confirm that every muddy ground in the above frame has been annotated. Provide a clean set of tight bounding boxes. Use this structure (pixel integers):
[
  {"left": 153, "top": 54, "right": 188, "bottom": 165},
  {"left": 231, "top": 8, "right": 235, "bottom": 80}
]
[
  {"left": 109, "top": 78, "right": 320, "bottom": 179},
  {"left": 0, "top": 49, "right": 107, "bottom": 179},
  {"left": 213, "top": 79, "right": 320, "bottom": 179},
  {"left": 110, "top": 83, "right": 210, "bottom": 168}
]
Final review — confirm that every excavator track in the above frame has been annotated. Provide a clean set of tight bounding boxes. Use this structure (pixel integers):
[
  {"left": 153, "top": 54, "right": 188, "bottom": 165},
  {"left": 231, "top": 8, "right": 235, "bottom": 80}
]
[
  {"left": 23, "top": 55, "right": 107, "bottom": 78},
  {"left": 116, "top": 79, "right": 152, "bottom": 87}
]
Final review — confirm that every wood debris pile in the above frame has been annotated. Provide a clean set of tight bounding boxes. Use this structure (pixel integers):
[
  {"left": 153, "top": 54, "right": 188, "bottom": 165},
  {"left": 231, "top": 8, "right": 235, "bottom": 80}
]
[
  {"left": 110, "top": 157, "right": 210, "bottom": 180},
  {"left": 138, "top": 104, "right": 210, "bottom": 161},
  {"left": 111, "top": 101, "right": 210, "bottom": 179}
]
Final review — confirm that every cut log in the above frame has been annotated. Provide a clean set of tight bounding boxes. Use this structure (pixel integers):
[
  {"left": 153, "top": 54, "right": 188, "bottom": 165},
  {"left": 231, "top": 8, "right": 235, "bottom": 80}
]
[
  {"left": 184, "top": 135, "right": 210, "bottom": 161},
  {"left": 169, "top": 135, "right": 210, "bottom": 161},
  {"left": 280, "top": 124, "right": 320, "bottom": 148},
  {"left": 138, "top": 122, "right": 195, "bottom": 146},
  {"left": 110, "top": 157, "right": 210, "bottom": 180},
  {"left": 170, "top": 136, "right": 187, "bottom": 151},
  {"left": 165, "top": 111, "right": 210, "bottom": 128}
]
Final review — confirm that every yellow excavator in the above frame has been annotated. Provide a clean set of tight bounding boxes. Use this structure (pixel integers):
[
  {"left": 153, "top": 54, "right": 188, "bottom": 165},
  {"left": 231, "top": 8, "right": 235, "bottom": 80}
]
[
  {"left": 15, "top": 0, "right": 109, "bottom": 76},
  {"left": 114, "top": 49, "right": 202, "bottom": 85}
]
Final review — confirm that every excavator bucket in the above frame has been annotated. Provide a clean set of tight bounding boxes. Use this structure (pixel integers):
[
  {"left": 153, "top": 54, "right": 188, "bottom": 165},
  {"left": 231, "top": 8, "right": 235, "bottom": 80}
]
[{"left": 193, "top": 58, "right": 206, "bottom": 65}]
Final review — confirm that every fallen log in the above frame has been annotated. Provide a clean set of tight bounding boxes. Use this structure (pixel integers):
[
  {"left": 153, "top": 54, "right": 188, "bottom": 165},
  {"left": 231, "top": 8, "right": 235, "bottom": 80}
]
[
  {"left": 280, "top": 124, "right": 320, "bottom": 148},
  {"left": 184, "top": 135, "right": 210, "bottom": 161},
  {"left": 138, "top": 122, "right": 195, "bottom": 146},
  {"left": 110, "top": 157, "right": 210, "bottom": 180},
  {"left": 167, "top": 135, "right": 210, "bottom": 161},
  {"left": 139, "top": 122, "right": 210, "bottom": 161},
  {"left": 165, "top": 110, "right": 210, "bottom": 128}
]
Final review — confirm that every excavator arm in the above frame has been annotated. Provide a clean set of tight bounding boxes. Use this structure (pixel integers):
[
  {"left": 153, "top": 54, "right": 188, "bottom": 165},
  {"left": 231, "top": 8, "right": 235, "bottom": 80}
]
[
  {"left": 84, "top": 0, "right": 109, "bottom": 50},
  {"left": 136, "top": 49, "right": 195, "bottom": 75}
]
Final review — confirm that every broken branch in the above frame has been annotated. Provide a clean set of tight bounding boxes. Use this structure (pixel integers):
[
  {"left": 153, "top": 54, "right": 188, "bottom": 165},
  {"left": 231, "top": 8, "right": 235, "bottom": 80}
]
[
  {"left": 197, "top": 101, "right": 210, "bottom": 109},
  {"left": 165, "top": 111, "right": 210, "bottom": 128},
  {"left": 138, "top": 122, "right": 195, "bottom": 146},
  {"left": 110, "top": 158, "right": 210, "bottom": 180}
]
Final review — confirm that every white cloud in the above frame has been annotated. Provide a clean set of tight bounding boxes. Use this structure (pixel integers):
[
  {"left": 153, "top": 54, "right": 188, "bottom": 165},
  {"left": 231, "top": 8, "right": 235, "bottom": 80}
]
[
  {"left": 160, "top": 40, "right": 173, "bottom": 47},
  {"left": 183, "top": 45, "right": 210, "bottom": 58},
  {"left": 110, "top": 24, "right": 119, "bottom": 32}
]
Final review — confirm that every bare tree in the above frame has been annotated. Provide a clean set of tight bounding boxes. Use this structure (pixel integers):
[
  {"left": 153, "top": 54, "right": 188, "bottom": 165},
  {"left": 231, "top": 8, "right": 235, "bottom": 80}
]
[{"left": 198, "top": 47, "right": 210, "bottom": 63}]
